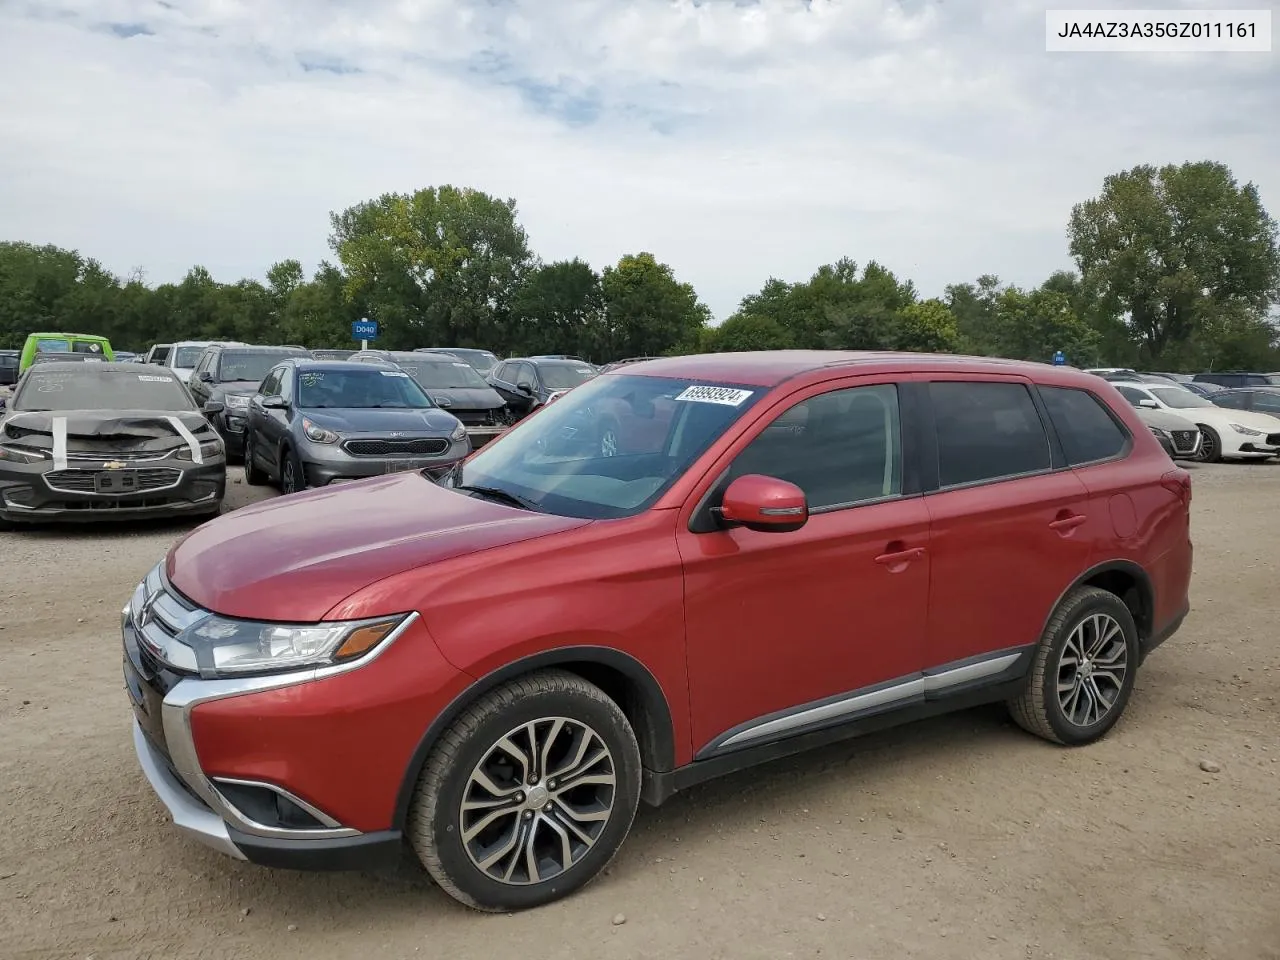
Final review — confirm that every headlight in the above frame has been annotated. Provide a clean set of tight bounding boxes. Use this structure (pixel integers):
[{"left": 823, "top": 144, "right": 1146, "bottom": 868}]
[
  {"left": 1149, "top": 426, "right": 1170, "bottom": 439},
  {"left": 176, "top": 438, "right": 225, "bottom": 461},
  {"left": 0, "top": 444, "right": 47, "bottom": 463},
  {"left": 450, "top": 422, "right": 468, "bottom": 442},
  {"left": 1229, "top": 423, "right": 1263, "bottom": 437},
  {"left": 179, "top": 613, "right": 407, "bottom": 677},
  {"left": 303, "top": 417, "right": 340, "bottom": 443},
  {"left": 224, "top": 394, "right": 251, "bottom": 411}
]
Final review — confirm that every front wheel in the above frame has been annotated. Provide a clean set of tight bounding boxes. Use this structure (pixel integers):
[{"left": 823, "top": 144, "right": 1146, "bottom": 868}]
[
  {"left": 407, "top": 670, "right": 642, "bottom": 911},
  {"left": 1194, "top": 424, "right": 1222, "bottom": 463},
  {"left": 279, "top": 446, "right": 306, "bottom": 495},
  {"left": 1008, "top": 586, "right": 1139, "bottom": 746}
]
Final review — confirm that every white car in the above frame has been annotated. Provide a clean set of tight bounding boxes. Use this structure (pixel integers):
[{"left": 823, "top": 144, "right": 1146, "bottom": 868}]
[
  {"left": 164, "top": 340, "right": 247, "bottom": 382},
  {"left": 1111, "top": 380, "right": 1280, "bottom": 462}
]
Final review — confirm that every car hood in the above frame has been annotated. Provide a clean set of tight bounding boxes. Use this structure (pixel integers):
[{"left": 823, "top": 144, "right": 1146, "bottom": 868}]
[
  {"left": 1193, "top": 407, "right": 1280, "bottom": 432},
  {"left": 1, "top": 409, "right": 215, "bottom": 458},
  {"left": 214, "top": 380, "right": 262, "bottom": 397},
  {"left": 300, "top": 407, "right": 461, "bottom": 435},
  {"left": 1136, "top": 408, "right": 1197, "bottom": 431},
  {"left": 418, "top": 386, "right": 505, "bottom": 411},
  {"left": 166, "top": 473, "right": 589, "bottom": 620}
]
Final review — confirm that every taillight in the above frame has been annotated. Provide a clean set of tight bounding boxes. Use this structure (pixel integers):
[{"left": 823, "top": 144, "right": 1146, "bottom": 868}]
[{"left": 1161, "top": 469, "right": 1192, "bottom": 505}]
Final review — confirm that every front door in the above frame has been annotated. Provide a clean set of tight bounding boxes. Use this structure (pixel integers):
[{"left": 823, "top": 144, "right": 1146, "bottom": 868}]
[
  {"left": 920, "top": 378, "right": 1095, "bottom": 669},
  {"left": 677, "top": 378, "right": 931, "bottom": 757}
]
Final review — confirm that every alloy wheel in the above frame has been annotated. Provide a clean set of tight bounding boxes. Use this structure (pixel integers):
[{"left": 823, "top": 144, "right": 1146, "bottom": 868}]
[
  {"left": 282, "top": 459, "right": 298, "bottom": 494},
  {"left": 1056, "top": 612, "right": 1128, "bottom": 727},
  {"left": 459, "top": 717, "right": 617, "bottom": 886},
  {"left": 1195, "top": 429, "right": 1218, "bottom": 462}
]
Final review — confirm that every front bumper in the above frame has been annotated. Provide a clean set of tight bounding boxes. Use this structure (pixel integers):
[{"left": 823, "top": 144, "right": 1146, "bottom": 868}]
[
  {"left": 0, "top": 459, "right": 225, "bottom": 523},
  {"left": 122, "top": 564, "right": 467, "bottom": 871},
  {"left": 300, "top": 436, "right": 471, "bottom": 486}
]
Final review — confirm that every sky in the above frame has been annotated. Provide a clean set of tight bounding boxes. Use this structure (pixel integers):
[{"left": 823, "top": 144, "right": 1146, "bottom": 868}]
[{"left": 0, "top": 0, "right": 1276, "bottom": 321}]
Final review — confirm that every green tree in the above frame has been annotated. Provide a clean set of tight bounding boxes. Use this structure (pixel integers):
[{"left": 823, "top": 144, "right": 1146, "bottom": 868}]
[
  {"left": 600, "top": 252, "right": 711, "bottom": 359},
  {"left": 704, "top": 313, "right": 795, "bottom": 352},
  {"left": 945, "top": 274, "right": 1002, "bottom": 355},
  {"left": 509, "top": 259, "right": 606, "bottom": 358},
  {"left": 1068, "top": 161, "right": 1280, "bottom": 363},
  {"left": 991, "top": 287, "right": 1100, "bottom": 365},
  {"left": 893, "top": 298, "right": 960, "bottom": 353},
  {"left": 328, "top": 186, "right": 533, "bottom": 351}
]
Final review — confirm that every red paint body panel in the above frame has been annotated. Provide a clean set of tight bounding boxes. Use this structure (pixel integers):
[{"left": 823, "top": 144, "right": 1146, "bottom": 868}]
[
  {"left": 167, "top": 472, "right": 588, "bottom": 621},
  {"left": 189, "top": 618, "right": 470, "bottom": 831}
]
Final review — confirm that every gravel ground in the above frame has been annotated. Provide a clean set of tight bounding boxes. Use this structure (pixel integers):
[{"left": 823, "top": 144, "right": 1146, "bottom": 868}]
[{"left": 2, "top": 465, "right": 1278, "bottom": 960}]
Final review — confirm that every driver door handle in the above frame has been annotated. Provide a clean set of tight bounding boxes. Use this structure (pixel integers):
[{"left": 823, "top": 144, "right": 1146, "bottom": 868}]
[
  {"left": 1049, "top": 513, "right": 1087, "bottom": 532},
  {"left": 874, "top": 546, "right": 925, "bottom": 565}
]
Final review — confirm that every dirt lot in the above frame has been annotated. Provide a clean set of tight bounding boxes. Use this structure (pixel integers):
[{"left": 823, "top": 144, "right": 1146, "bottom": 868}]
[{"left": 2, "top": 465, "right": 1278, "bottom": 960}]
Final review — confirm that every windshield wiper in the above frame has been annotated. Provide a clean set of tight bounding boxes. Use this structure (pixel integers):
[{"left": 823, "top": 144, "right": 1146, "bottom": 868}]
[{"left": 453, "top": 484, "right": 541, "bottom": 512}]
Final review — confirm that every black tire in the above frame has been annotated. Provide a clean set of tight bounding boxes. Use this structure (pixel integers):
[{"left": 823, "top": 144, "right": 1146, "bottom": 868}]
[
  {"left": 243, "top": 433, "right": 268, "bottom": 486},
  {"left": 1008, "top": 586, "right": 1140, "bottom": 746},
  {"left": 279, "top": 445, "right": 306, "bottom": 495},
  {"left": 1194, "top": 424, "right": 1222, "bottom": 463},
  {"left": 407, "top": 670, "right": 642, "bottom": 912}
]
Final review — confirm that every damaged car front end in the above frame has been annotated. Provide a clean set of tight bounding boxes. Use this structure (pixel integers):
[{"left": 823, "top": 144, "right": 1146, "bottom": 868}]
[{"left": 0, "top": 363, "right": 226, "bottom": 525}]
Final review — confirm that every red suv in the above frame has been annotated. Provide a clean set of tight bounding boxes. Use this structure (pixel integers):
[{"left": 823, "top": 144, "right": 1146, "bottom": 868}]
[{"left": 123, "top": 351, "right": 1192, "bottom": 911}]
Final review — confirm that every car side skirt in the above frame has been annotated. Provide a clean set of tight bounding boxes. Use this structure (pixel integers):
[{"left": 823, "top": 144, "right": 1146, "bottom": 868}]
[{"left": 640, "top": 645, "right": 1034, "bottom": 806}]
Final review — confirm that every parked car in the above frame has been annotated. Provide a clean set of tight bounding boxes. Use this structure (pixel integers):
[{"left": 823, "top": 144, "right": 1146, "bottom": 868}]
[
  {"left": 350, "top": 350, "right": 511, "bottom": 447},
  {"left": 113, "top": 351, "right": 140, "bottom": 363},
  {"left": 1192, "top": 371, "right": 1280, "bottom": 389},
  {"left": 1181, "top": 380, "right": 1225, "bottom": 397},
  {"left": 122, "top": 351, "right": 1191, "bottom": 911},
  {"left": 312, "top": 349, "right": 357, "bottom": 361},
  {"left": 163, "top": 340, "right": 246, "bottom": 383},
  {"left": 1110, "top": 380, "right": 1280, "bottom": 461},
  {"left": 0, "top": 361, "right": 225, "bottom": 527},
  {"left": 143, "top": 343, "right": 172, "bottom": 365},
  {"left": 19, "top": 332, "right": 113, "bottom": 374},
  {"left": 415, "top": 347, "right": 500, "bottom": 377},
  {"left": 1210, "top": 386, "right": 1280, "bottom": 421},
  {"left": 0, "top": 350, "right": 20, "bottom": 386},
  {"left": 241, "top": 358, "right": 470, "bottom": 493},
  {"left": 598, "top": 357, "right": 661, "bottom": 373},
  {"left": 1134, "top": 407, "right": 1200, "bottom": 460},
  {"left": 487, "top": 356, "right": 598, "bottom": 419},
  {"left": 186, "top": 344, "right": 310, "bottom": 458},
  {"left": 1147, "top": 372, "right": 1191, "bottom": 383}
]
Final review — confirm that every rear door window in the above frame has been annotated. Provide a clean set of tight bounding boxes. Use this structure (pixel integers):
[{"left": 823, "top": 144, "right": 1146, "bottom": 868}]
[
  {"left": 929, "top": 381, "right": 1051, "bottom": 487},
  {"left": 1039, "top": 386, "right": 1130, "bottom": 465}
]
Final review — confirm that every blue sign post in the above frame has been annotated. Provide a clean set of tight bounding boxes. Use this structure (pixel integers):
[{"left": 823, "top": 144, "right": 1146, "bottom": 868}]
[
  {"left": 352, "top": 318, "right": 379, "bottom": 349},
  {"left": 1052, "top": 350, "right": 1066, "bottom": 366}
]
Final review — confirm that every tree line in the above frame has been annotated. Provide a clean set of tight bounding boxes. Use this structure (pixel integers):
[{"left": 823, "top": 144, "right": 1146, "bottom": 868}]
[{"left": 2, "top": 161, "right": 1277, "bottom": 371}]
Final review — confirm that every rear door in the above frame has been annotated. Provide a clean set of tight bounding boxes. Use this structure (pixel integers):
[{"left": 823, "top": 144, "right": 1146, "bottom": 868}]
[{"left": 920, "top": 377, "right": 1097, "bottom": 670}]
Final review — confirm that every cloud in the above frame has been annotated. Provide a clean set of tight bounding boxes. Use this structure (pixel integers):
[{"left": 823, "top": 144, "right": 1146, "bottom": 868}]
[{"left": 0, "top": 0, "right": 1275, "bottom": 320}]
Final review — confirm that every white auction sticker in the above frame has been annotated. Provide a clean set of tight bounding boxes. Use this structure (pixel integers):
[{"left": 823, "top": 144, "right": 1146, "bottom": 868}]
[
  {"left": 137, "top": 375, "right": 173, "bottom": 382},
  {"left": 673, "top": 385, "right": 754, "bottom": 406},
  {"left": 380, "top": 370, "right": 409, "bottom": 377}
]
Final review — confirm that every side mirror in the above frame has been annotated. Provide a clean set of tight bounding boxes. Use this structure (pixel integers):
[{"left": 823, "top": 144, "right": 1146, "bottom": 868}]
[
  {"left": 718, "top": 474, "right": 808, "bottom": 533},
  {"left": 1137, "top": 398, "right": 1159, "bottom": 409},
  {"left": 197, "top": 371, "right": 214, "bottom": 383},
  {"left": 516, "top": 381, "right": 534, "bottom": 395},
  {"left": 261, "top": 395, "right": 287, "bottom": 410},
  {"left": 202, "top": 400, "right": 225, "bottom": 415}
]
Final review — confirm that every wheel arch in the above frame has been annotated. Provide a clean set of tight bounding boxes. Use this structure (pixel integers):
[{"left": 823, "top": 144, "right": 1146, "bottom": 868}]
[
  {"left": 393, "top": 646, "right": 677, "bottom": 830},
  {"left": 1047, "top": 559, "right": 1154, "bottom": 641}
]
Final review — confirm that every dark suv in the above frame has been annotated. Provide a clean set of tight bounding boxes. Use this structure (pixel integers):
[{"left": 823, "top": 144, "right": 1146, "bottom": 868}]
[
  {"left": 1192, "top": 372, "right": 1280, "bottom": 388},
  {"left": 487, "top": 357, "right": 598, "bottom": 418},
  {"left": 187, "top": 344, "right": 310, "bottom": 457}
]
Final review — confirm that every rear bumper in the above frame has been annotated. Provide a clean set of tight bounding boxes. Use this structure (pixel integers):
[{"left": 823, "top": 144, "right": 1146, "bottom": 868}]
[{"left": 1140, "top": 602, "right": 1189, "bottom": 662}]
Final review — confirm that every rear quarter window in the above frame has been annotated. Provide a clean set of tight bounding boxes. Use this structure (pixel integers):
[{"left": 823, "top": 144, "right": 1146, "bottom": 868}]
[{"left": 1039, "top": 386, "right": 1130, "bottom": 465}]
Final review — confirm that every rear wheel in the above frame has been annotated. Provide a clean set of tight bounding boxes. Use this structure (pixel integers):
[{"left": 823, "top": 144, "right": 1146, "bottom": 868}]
[
  {"left": 1008, "top": 586, "right": 1139, "bottom": 746},
  {"left": 407, "top": 670, "right": 642, "bottom": 911},
  {"left": 243, "top": 433, "right": 268, "bottom": 486},
  {"left": 1194, "top": 424, "right": 1222, "bottom": 463}
]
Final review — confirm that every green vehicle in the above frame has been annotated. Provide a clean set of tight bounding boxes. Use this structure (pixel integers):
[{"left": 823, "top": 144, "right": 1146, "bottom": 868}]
[{"left": 19, "top": 332, "right": 114, "bottom": 374}]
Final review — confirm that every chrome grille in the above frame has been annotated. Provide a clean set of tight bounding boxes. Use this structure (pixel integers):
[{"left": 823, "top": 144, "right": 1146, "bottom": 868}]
[
  {"left": 66, "top": 449, "right": 169, "bottom": 462},
  {"left": 342, "top": 438, "right": 450, "bottom": 457},
  {"left": 129, "top": 564, "right": 205, "bottom": 673},
  {"left": 1170, "top": 430, "right": 1199, "bottom": 454},
  {"left": 44, "top": 467, "right": 182, "bottom": 495}
]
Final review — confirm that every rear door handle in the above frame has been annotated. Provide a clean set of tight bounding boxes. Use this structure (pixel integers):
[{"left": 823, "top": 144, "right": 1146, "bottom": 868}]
[
  {"left": 874, "top": 546, "right": 925, "bottom": 565},
  {"left": 1049, "top": 514, "right": 1087, "bottom": 531}
]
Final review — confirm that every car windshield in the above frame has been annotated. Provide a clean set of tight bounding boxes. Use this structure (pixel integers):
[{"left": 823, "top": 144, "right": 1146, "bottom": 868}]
[
  {"left": 396, "top": 358, "right": 490, "bottom": 388},
  {"left": 14, "top": 370, "right": 194, "bottom": 412},
  {"left": 446, "top": 374, "right": 764, "bottom": 519},
  {"left": 1151, "top": 386, "right": 1212, "bottom": 409},
  {"left": 217, "top": 350, "right": 300, "bottom": 383},
  {"left": 449, "top": 350, "right": 497, "bottom": 374},
  {"left": 296, "top": 368, "right": 435, "bottom": 409},
  {"left": 538, "top": 362, "right": 598, "bottom": 389},
  {"left": 171, "top": 346, "right": 205, "bottom": 368}
]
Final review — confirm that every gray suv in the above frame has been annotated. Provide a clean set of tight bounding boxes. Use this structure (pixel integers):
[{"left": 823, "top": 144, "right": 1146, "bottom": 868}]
[{"left": 242, "top": 359, "right": 471, "bottom": 493}]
